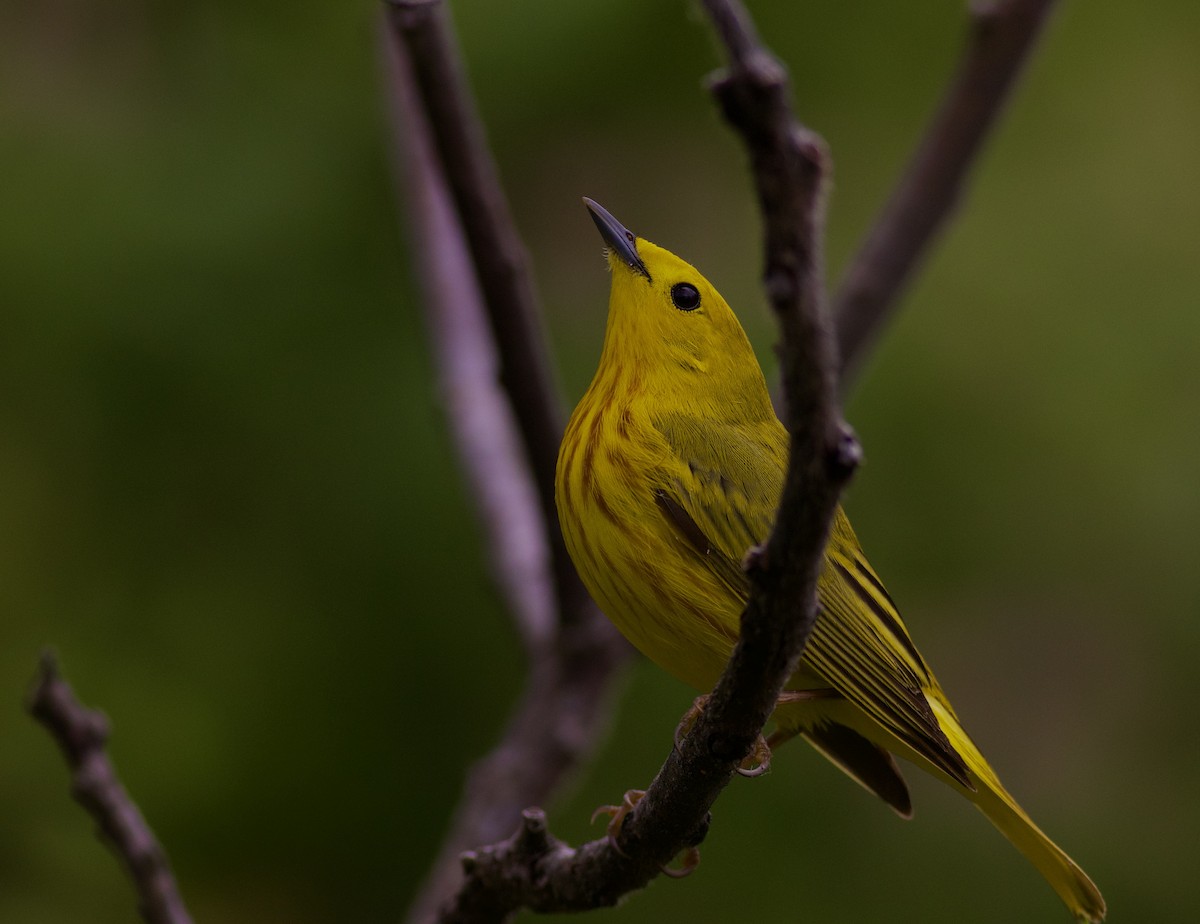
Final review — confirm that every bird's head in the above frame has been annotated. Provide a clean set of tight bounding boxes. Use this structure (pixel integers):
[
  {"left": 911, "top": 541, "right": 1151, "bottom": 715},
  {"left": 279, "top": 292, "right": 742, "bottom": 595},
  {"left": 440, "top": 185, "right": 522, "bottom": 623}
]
[{"left": 583, "top": 197, "right": 769, "bottom": 416}]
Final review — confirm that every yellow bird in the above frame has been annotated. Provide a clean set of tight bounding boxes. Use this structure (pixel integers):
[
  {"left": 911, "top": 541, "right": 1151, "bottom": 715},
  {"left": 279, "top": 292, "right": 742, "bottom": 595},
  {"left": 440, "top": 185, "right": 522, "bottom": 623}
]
[{"left": 555, "top": 198, "right": 1106, "bottom": 922}]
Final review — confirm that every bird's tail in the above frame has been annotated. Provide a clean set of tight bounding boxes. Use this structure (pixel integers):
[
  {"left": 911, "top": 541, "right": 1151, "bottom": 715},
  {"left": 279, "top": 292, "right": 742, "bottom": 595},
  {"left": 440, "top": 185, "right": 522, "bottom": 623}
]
[{"left": 929, "top": 699, "right": 1107, "bottom": 923}]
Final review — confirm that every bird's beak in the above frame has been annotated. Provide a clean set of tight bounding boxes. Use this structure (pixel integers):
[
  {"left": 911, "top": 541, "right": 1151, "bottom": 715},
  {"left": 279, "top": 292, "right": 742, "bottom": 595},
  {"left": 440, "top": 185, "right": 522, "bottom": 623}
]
[{"left": 583, "top": 197, "right": 651, "bottom": 280}]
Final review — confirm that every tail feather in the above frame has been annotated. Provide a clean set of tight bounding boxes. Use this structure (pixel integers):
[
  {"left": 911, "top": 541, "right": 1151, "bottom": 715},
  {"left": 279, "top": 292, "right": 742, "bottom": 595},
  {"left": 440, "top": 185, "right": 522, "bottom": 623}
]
[
  {"left": 930, "top": 700, "right": 1107, "bottom": 923},
  {"left": 801, "top": 721, "right": 913, "bottom": 819}
]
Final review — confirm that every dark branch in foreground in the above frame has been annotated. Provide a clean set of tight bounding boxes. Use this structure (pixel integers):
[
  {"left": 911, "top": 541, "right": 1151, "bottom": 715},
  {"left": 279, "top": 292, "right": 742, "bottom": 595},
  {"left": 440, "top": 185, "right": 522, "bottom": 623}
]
[
  {"left": 425, "top": 0, "right": 858, "bottom": 920},
  {"left": 834, "top": 0, "right": 1059, "bottom": 383},
  {"left": 28, "top": 653, "right": 194, "bottom": 924},
  {"left": 382, "top": 13, "right": 630, "bottom": 924}
]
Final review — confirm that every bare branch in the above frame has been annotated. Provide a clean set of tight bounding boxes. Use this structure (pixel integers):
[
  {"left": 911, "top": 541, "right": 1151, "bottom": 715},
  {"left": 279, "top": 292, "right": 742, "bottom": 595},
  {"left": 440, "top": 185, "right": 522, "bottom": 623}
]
[
  {"left": 383, "top": 0, "right": 591, "bottom": 625},
  {"left": 834, "top": 0, "right": 1059, "bottom": 383},
  {"left": 427, "top": 1, "right": 858, "bottom": 919},
  {"left": 381, "top": 17, "right": 630, "bottom": 924},
  {"left": 27, "top": 652, "right": 194, "bottom": 924},
  {"left": 383, "top": 23, "right": 554, "bottom": 654}
]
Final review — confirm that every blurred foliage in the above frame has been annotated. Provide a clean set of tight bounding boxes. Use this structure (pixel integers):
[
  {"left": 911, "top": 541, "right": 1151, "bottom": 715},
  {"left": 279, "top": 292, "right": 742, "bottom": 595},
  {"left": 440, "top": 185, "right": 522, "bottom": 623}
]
[{"left": 2, "top": 0, "right": 1198, "bottom": 921}]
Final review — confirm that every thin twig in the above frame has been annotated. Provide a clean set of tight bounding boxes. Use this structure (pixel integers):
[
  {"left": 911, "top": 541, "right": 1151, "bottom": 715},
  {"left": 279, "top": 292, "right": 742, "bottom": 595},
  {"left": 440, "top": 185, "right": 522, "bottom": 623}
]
[
  {"left": 28, "top": 652, "right": 194, "bottom": 924},
  {"left": 834, "top": 0, "right": 1059, "bottom": 384},
  {"left": 382, "top": 18, "right": 630, "bottom": 924},
  {"left": 426, "top": 1, "right": 858, "bottom": 919}
]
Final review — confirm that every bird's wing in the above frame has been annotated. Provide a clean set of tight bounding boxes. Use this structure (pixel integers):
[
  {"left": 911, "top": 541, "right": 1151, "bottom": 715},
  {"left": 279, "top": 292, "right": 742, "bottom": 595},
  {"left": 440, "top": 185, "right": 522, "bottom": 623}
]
[
  {"left": 651, "top": 412, "right": 970, "bottom": 786},
  {"left": 809, "top": 528, "right": 969, "bottom": 785},
  {"left": 650, "top": 412, "right": 785, "bottom": 597}
]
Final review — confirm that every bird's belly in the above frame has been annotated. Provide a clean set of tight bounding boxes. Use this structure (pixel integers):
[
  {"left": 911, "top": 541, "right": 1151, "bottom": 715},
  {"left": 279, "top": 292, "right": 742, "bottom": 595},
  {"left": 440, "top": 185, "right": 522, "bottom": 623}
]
[
  {"left": 564, "top": 504, "right": 740, "bottom": 692},
  {"left": 594, "top": 566, "right": 838, "bottom": 700},
  {"left": 596, "top": 580, "right": 736, "bottom": 692}
]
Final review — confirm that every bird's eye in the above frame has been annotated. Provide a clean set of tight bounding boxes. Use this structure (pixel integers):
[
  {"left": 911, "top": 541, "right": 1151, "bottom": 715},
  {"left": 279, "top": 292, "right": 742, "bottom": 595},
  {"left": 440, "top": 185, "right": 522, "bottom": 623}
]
[{"left": 671, "top": 283, "right": 701, "bottom": 312}]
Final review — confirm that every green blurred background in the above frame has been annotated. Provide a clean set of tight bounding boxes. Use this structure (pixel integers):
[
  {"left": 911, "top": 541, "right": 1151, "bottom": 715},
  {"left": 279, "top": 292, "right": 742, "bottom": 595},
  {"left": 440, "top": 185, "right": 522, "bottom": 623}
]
[{"left": 3, "top": 0, "right": 1197, "bottom": 921}]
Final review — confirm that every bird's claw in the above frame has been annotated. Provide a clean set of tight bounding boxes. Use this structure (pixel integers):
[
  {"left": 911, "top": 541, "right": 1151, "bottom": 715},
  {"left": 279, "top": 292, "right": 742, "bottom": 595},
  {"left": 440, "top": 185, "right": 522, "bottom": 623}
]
[
  {"left": 674, "top": 695, "right": 709, "bottom": 749},
  {"left": 677, "top": 697, "right": 771, "bottom": 776},
  {"left": 661, "top": 845, "right": 701, "bottom": 878},
  {"left": 735, "top": 734, "right": 772, "bottom": 777},
  {"left": 592, "top": 790, "right": 703, "bottom": 876},
  {"left": 591, "top": 789, "right": 646, "bottom": 857}
]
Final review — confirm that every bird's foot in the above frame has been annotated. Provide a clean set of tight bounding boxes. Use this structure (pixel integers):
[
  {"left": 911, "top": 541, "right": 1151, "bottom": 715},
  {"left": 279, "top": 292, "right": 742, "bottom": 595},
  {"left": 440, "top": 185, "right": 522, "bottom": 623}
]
[
  {"left": 591, "top": 789, "right": 702, "bottom": 877},
  {"left": 591, "top": 789, "right": 646, "bottom": 857},
  {"left": 673, "top": 694, "right": 709, "bottom": 749},
  {"left": 735, "top": 734, "right": 772, "bottom": 777},
  {"left": 776, "top": 688, "right": 839, "bottom": 707},
  {"left": 661, "top": 845, "right": 701, "bottom": 878},
  {"left": 766, "top": 688, "right": 840, "bottom": 749}
]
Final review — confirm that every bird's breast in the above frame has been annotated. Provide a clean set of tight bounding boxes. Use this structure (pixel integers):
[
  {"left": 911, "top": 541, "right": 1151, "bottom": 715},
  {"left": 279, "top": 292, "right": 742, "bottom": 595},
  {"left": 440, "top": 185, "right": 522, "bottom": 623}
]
[{"left": 556, "top": 388, "right": 741, "bottom": 691}]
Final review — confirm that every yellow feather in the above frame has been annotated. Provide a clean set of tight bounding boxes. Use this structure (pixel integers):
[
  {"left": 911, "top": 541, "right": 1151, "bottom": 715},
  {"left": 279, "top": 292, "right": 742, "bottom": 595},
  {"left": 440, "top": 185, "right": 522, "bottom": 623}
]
[{"left": 555, "top": 200, "right": 1105, "bottom": 922}]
